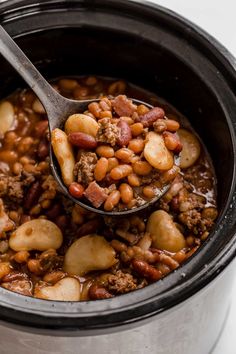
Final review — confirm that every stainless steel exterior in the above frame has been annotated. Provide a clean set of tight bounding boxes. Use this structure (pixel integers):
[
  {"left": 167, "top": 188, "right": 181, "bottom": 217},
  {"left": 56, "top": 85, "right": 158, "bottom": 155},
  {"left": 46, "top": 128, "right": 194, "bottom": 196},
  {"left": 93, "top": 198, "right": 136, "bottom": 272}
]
[{"left": 0, "top": 261, "right": 234, "bottom": 354}]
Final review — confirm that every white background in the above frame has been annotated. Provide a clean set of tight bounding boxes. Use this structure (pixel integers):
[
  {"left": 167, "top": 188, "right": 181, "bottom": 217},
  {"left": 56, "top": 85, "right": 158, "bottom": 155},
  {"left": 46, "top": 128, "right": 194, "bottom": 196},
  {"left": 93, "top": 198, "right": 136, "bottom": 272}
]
[{"left": 147, "top": 1, "right": 236, "bottom": 353}]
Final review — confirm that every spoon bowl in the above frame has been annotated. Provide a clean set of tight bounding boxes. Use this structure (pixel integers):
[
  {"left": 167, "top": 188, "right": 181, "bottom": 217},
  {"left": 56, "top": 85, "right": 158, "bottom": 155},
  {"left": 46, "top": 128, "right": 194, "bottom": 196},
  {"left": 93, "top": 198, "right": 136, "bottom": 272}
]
[{"left": 0, "top": 25, "right": 176, "bottom": 216}]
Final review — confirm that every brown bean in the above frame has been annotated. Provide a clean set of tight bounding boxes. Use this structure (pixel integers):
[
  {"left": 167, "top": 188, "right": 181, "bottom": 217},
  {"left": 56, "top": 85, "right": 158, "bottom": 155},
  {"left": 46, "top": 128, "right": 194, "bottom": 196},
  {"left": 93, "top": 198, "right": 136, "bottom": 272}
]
[
  {"left": 142, "top": 186, "right": 155, "bottom": 199},
  {"left": 128, "top": 139, "right": 145, "bottom": 154},
  {"left": 99, "top": 110, "right": 112, "bottom": 119},
  {"left": 153, "top": 120, "right": 167, "bottom": 133},
  {"left": 69, "top": 182, "right": 84, "bottom": 198},
  {"left": 43, "top": 271, "right": 65, "bottom": 284},
  {"left": 130, "top": 122, "right": 143, "bottom": 136},
  {"left": 34, "top": 120, "right": 48, "bottom": 138},
  {"left": 127, "top": 173, "right": 141, "bottom": 187},
  {"left": 133, "top": 161, "right": 152, "bottom": 175},
  {"left": 99, "top": 97, "right": 112, "bottom": 111},
  {"left": 107, "top": 157, "right": 119, "bottom": 172},
  {"left": 68, "top": 132, "right": 97, "bottom": 149},
  {"left": 139, "top": 107, "right": 165, "bottom": 127},
  {"left": 77, "top": 218, "right": 102, "bottom": 237},
  {"left": 89, "top": 284, "right": 113, "bottom": 299},
  {"left": 137, "top": 104, "right": 149, "bottom": 116},
  {"left": 88, "top": 102, "right": 101, "bottom": 118},
  {"left": 104, "top": 190, "right": 121, "bottom": 211},
  {"left": 24, "top": 181, "right": 42, "bottom": 210},
  {"left": 163, "top": 132, "right": 182, "bottom": 153},
  {"left": 27, "top": 259, "right": 42, "bottom": 274},
  {"left": 132, "top": 259, "right": 162, "bottom": 281},
  {"left": 165, "top": 119, "right": 180, "bottom": 132},
  {"left": 94, "top": 157, "right": 108, "bottom": 181},
  {"left": 121, "top": 117, "right": 134, "bottom": 125},
  {"left": 14, "top": 251, "right": 30, "bottom": 263},
  {"left": 117, "top": 120, "right": 132, "bottom": 147},
  {"left": 119, "top": 183, "right": 134, "bottom": 204},
  {"left": 38, "top": 139, "right": 49, "bottom": 159},
  {"left": 115, "top": 148, "right": 133, "bottom": 163},
  {"left": 96, "top": 145, "right": 114, "bottom": 158},
  {"left": 0, "top": 150, "right": 18, "bottom": 163},
  {"left": 110, "top": 164, "right": 132, "bottom": 180},
  {"left": 110, "top": 239, "right": 128, "bottom": 252}
]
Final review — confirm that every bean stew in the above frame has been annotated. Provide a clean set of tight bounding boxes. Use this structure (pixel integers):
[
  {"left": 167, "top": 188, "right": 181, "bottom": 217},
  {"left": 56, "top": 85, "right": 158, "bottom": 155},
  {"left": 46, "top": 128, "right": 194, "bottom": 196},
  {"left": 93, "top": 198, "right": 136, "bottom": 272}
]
[
  {"left": 0, "top": 76, "right": 217, "bottom": 301},
  {"left": 52, "top": 95, "right": 182, "bottom": 211}
]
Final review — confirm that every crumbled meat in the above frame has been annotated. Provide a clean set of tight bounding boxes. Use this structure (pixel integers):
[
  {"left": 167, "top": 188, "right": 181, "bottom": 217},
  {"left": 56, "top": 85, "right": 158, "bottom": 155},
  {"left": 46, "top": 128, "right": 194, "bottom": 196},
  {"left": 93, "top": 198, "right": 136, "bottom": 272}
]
[
  {"left": 0, "top": 199, "right": 14, "bottom": 237},
  {"left": 84, "top": 181, "right": 108, "bottom": 208},
  {"left": 107, "top": 270, "right": 137, "bottom": 294},
  {"left": 74, "top": 152, "right": 97, "bottom": 186},
  {"left": 39, "top": 249, "right": 63, "bottom": 272},
  {"left": 111, "top": 95, "right": 136, "bottom": 117},
  {"left": 178, "top": 209, "right": 201, "bottom": 229},
  {"left": 184, "top": 158, "right": 215, "bottom": 195},
  {"left": 0, "top": 174, "right": 24, "bottom": 202},
  {"left": 96, "top": 118, "right": 120, "bottom": 146}
]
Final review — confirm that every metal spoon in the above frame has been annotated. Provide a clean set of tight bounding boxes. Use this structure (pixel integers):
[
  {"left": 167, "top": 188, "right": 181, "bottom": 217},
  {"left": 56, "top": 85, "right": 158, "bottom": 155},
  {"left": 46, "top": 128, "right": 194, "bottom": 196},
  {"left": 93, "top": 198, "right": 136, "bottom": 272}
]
[{"left": 0, "top": 25, "right": 174, "bottom": 216}]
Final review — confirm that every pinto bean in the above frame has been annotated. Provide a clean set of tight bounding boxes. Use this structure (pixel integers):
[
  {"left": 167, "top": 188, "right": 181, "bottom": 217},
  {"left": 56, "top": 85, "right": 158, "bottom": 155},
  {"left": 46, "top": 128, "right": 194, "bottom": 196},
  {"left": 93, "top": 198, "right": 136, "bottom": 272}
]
[
  {"left": 96, "top": 145, "right": 114, "bottom": 158},
  {"left": 94, "top": 157, "right": 108, "bottom": 181},
  {"left": 119, "top": 183, "right": 133, "bottom": 204},
  {"left": 110, "top": 164, "right": 132, "bottom": 180},
  {"left": 104, "top": 190, "right": 121, "bottom": 211}
]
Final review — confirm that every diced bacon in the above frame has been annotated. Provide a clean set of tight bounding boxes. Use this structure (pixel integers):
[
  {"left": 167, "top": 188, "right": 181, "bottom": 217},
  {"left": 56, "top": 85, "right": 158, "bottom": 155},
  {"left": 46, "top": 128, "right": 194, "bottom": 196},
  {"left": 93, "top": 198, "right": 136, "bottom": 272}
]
[{"left": 84, "top": 181, "right": 108, "bottom": 208}]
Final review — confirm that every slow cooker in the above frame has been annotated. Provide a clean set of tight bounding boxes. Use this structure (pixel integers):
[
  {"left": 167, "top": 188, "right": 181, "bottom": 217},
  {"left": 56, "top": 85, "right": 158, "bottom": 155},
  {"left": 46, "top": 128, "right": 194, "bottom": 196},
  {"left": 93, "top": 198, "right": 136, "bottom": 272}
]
[{"left": 0, "top": 1, "right": 235, "bottom": 353}]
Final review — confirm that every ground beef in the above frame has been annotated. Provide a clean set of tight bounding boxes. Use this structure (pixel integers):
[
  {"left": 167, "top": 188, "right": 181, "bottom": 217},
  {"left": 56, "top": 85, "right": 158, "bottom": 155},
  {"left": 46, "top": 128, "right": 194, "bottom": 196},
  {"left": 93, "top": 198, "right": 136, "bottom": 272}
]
[
  {"left": 178, "top": 209, "right": 201, "bottom": 230},
  {"left": 74, "top": 152, "right": 97, "bottom": 186},
  {"left": 39, "top": 249, "right": 63, "bottom": 273},
  {"left": 0, "top": 175, "right": 24, "bottom": 202},
  {"left": 107, "top": 270, "right": 137, "bottom": 294},
  {"left": 111, "top": 95, "right": 137, "bottom": 117},
  {"left": 96, "top": 118, "right": 120, "bottom": 146}
]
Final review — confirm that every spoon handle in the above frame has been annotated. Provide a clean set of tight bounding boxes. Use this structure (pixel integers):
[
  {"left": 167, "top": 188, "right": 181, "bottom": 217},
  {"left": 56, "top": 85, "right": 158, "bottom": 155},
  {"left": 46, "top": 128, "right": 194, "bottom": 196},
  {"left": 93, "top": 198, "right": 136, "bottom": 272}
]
[{"left": 0, "top": 25, "right": 61, "bottom": 120}]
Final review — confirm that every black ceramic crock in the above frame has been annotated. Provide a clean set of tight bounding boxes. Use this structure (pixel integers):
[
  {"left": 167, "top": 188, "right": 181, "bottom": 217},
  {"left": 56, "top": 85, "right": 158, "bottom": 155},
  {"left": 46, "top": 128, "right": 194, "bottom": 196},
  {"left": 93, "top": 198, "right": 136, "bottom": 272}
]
[{"left": 0, "top": 1, "right": 235, "bottom": 353}]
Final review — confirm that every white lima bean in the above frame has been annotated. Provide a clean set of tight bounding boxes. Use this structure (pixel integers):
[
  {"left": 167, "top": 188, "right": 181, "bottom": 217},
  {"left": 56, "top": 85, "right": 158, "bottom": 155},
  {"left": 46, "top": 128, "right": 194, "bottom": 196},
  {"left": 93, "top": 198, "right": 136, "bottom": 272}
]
[
  {"left": 178, "top": 128, "right": 201, "bottom": 168},
  {"left": 147, "top": 210, "right": 186, "bottom": 252},
  {"left": 9, "top": 219, "right": 63, "bottom": 251},
  {"left": 63, "top": 234, "right": 117, "bottom": 276},
  {"left": 144, "top": 131, "right": 173, "bottom": 170},
  {"left": 51, "top": 128, "right": 75, "bottom": 186},
  {"left": 0, "top": 101, "right": 15, "bottom": 135},
  {"left": 64, "top": 113, "right": 99, "bottom": 137},
  {"left": 35, "top": 277, "right": 80, "bottom": 301}
]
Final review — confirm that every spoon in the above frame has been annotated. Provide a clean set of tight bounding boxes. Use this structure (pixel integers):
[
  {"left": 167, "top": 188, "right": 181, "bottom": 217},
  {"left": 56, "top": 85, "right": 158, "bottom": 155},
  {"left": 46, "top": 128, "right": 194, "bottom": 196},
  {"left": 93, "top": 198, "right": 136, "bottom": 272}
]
[{"left": 0, "top": 25, "right": 174, "bottom": 216}]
